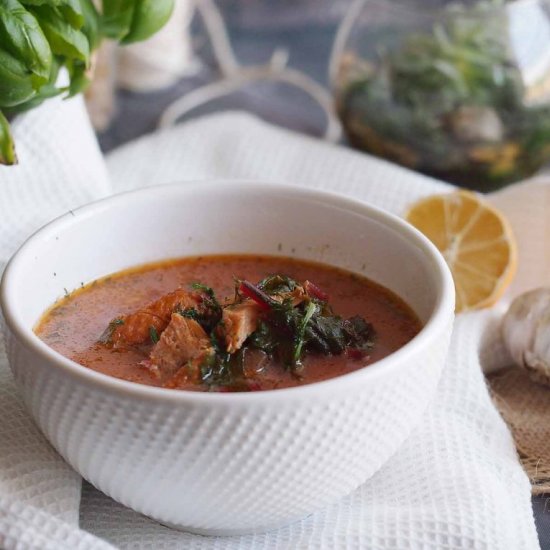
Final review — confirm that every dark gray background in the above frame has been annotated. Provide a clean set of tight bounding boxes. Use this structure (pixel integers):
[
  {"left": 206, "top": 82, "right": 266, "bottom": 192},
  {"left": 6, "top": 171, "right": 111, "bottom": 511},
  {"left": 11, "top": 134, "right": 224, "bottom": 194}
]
[{"left": 99, "top": 2, "right": 550, "bottom": 547}]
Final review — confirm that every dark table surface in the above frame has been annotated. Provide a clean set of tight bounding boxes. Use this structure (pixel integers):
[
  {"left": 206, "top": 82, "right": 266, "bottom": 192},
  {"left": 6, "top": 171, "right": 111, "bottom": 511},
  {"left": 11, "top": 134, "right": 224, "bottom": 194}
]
[{"left": 99, "top": 5, "right": 550, "bottom": 547}]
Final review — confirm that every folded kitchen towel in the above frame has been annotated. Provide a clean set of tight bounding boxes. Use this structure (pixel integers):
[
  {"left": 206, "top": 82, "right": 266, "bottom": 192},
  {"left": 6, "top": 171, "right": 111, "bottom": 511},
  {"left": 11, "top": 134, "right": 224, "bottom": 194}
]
[
  {"left": 1, "top": 109, "right": 546, "bottom": 549},
  {"left": 0, "top": 93, "right": 112, "bottom": 550}
]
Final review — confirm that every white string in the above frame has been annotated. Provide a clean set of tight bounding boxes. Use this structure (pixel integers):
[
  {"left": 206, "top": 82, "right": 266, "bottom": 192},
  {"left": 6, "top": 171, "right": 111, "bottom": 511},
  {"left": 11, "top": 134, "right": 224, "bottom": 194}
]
[
  {"left": 328, "top": 0, "right": 367, "bottom": 87},
  {"left": 157, "top": 0, "right": 343, "bottom": 142},
  {"left": 194, "top": 0, "right": 239, "bottom": 76}
]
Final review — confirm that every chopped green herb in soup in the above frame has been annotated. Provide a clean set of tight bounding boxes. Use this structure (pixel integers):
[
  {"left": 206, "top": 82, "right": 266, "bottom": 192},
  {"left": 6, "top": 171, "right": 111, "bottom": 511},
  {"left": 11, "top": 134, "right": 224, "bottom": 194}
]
[{"left": 36, "top": 255, "right": 421, "bottom": 392}]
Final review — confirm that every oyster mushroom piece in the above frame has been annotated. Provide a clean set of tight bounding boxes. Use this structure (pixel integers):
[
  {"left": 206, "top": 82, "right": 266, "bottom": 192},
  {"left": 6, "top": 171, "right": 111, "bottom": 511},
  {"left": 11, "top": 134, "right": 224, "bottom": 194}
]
[{"left": 501, "top": 288, "right": 550, "bottom": 386}]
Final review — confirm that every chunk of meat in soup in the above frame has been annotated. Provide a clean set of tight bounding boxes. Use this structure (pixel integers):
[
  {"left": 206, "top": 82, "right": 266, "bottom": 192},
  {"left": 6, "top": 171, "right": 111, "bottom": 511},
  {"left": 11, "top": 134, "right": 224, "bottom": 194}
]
[
  {"left": 222, "top": 301, "right": 261, "bottom": 353},
  {"left": 149, "top": 314, "right": 213, "bottom": 378},
  {"left": 109, "top": 288, "right": 201, "bottom": 347}
]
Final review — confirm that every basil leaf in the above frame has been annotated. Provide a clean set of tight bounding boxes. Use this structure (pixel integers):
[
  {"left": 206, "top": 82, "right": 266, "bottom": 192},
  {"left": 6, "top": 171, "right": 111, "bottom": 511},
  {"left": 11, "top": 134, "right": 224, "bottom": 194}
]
[
  {"left": 8, "top": 81, "right": 61, "bottom": 112},
  {"left": 20, "top": 1, "right": 64, "bottom": 5},
  {"left": 121, "top": 0, "right": 174, "bottom": 45},
  {"left": 100, "top": 0, "right": 175, "bottom": 44},
  {"left": 0, "top": 48, "right": 36, "bottom": 107},
  {"left": 25, "top": 0, "right": 85, "bottom": 27},
  {"left": 58, "top": 0, "right": 84, "bottom": 29},
  {"left": 66, "top": 58, "right": 88, "bottom": 97},
  {"left": 5, "top": 53, "right": 62, "bottom": 113},
  {"left": 0, "top": 0, "right": 52, "bottom": 85},
  {"left": 100, "top": 0, "right": 134, "bottom": 40},
  {"left": 30, "top": 5, "right": 89, "bottom": 62},
  {"left": 79, "top": 0, "right": 99, "bottom": 50}
]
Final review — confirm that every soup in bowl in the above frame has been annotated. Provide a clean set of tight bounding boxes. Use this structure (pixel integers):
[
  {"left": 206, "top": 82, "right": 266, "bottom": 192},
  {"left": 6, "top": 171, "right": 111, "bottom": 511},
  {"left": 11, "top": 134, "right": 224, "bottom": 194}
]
[
  {"left": 35, "top": 254, "right": 422, "bottom": 392},
  {"left": 1, "top": 181, "right": 454, "bottom": 535}
]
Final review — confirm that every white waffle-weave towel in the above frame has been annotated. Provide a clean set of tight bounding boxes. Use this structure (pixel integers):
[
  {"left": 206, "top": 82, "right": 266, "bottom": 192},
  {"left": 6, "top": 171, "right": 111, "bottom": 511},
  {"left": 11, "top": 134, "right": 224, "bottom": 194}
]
[{"left": 1, "top": 106, "right": 546, "bottom": 549}]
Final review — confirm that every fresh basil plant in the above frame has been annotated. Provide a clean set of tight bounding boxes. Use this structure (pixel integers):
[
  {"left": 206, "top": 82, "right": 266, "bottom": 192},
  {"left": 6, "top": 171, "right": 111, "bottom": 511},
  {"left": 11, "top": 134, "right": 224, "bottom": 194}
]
[{"left": 0, "top": 0, "right": 175, "bottom": 165}]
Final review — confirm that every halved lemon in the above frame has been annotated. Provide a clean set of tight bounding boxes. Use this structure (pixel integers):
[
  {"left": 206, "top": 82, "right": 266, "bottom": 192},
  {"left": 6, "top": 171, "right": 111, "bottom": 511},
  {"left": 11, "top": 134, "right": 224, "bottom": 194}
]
[{"left": 405, "top": 190, "right": 517, "bottom": 313}]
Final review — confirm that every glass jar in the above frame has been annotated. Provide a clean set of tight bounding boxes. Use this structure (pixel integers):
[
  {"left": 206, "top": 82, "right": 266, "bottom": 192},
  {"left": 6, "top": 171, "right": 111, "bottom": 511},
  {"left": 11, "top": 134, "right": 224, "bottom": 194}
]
[{"left": 333, "top": 0, "right": 550, "bottom": 191}]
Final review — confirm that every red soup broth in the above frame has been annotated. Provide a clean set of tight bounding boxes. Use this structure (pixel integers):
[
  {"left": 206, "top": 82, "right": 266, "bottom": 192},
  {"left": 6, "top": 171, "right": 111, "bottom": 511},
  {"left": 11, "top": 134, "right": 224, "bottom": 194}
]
[{"left": 35, "top": 255, "right": 422, "bottom": 391}]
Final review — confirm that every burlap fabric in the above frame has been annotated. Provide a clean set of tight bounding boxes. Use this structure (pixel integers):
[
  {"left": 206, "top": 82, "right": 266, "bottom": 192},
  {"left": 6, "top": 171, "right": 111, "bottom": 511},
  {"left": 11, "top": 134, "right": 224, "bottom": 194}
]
[{"left": 489, "top": 368, "right": 550, "bottom": 494}]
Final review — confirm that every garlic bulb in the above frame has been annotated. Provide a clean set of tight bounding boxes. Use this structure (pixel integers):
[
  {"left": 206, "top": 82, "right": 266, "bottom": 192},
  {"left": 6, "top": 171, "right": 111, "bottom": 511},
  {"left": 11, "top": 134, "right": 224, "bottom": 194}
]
[{"left": 502, "top": 288, "right": 550, "bottom": 386}]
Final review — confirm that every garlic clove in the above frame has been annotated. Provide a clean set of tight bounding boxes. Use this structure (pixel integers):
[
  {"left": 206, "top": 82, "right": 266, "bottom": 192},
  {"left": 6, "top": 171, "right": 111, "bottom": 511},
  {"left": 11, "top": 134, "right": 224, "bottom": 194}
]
[
  {"left": 527, "top": 310, "right": 550, "bottom": 384},
  {"left": 501, "top": 288, "right": 550, "bottom": 386}
]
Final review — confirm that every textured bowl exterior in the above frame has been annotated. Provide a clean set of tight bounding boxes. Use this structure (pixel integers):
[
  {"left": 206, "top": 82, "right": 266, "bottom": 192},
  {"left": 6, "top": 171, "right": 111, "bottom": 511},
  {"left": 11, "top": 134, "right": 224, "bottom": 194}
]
[
  {"left": 6, "top": 322, "right": 451, "bottom": 534},
  {"left": 1, "top": 181, "right": 455, "bottom": 535}
]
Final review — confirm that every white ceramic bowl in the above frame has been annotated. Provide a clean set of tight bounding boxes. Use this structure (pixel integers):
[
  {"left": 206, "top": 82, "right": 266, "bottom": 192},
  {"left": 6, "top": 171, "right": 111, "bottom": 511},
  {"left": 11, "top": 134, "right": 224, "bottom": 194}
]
[{"left": 1, "top": 181, "right": 454, "bottom": 535}]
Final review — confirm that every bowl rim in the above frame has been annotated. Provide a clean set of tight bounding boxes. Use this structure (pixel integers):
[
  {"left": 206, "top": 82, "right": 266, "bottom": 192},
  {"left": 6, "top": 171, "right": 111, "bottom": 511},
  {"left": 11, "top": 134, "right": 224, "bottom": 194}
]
[{"left": 0, "top": 180, "right": 455, "bottom": 404}]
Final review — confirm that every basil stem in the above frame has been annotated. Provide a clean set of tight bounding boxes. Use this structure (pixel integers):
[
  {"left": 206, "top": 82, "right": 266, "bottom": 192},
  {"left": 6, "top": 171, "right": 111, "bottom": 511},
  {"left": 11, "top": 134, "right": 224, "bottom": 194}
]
[{"left": 0, "top": 110, "right": 17, "bottom": 165}]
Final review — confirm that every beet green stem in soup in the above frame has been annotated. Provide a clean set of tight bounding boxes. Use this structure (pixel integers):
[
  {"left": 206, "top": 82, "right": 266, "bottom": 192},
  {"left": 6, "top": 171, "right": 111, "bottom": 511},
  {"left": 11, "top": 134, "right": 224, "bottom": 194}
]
[{"left": 101, "top": 274, "right": 376, "bottom": 391}]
